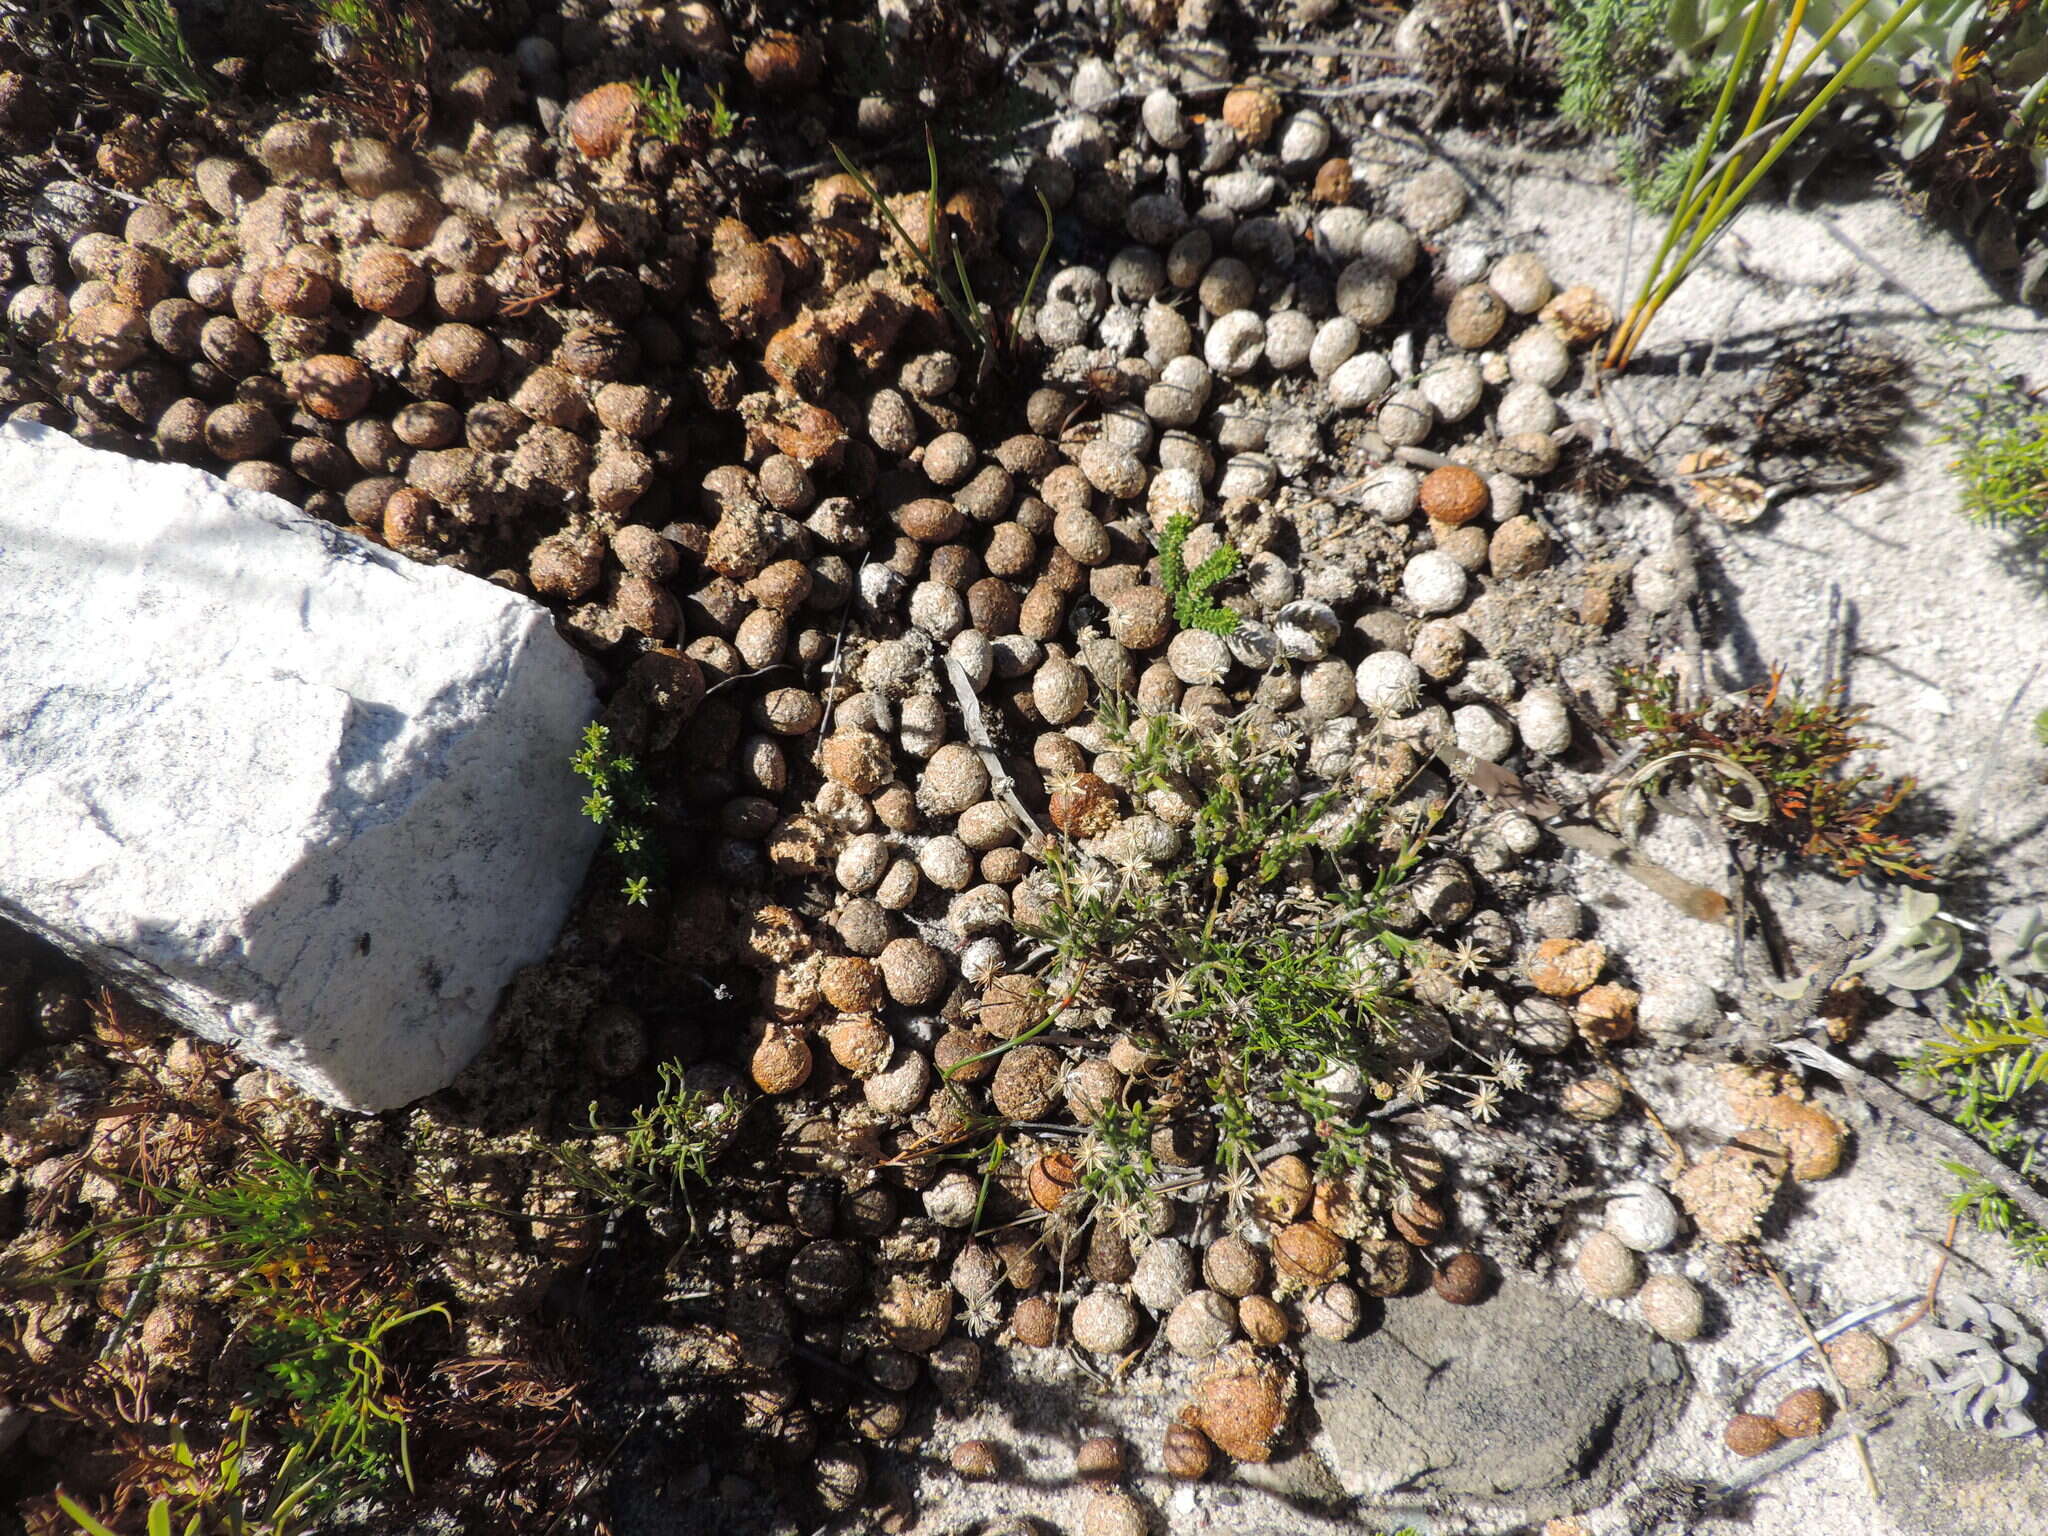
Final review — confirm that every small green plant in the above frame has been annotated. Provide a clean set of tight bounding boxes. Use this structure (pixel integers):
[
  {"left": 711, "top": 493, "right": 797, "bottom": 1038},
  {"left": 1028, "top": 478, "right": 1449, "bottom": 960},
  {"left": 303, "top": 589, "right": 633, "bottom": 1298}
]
[
  {"left": 1604, "top": 0, "right": 1938, "bottom": 369},
  {"left": 57, "top": 1407, "right": 341, "bottom": 1536},
  {"left": 571, "top": 721, "right": 661, "bottom": 907},
  {"left": 10, "top": 1142, "right": 407, "bottom": 1298},
  {"left": 1906, "top": 976, "right": 2048, "bottom": 1266},
  {"left": 706, "top": 82, "right": 737, "bottom": 140},
  {"left": 1951, "top": 408, "right": 2048, "bottom": 549},
  {"left": 95, "top": 0, "right": 216, "bottom": 104},
  {"left": 828, "top": 131, "right": 1054, "bottom": 379},
  {"left": 306, "top": 0, "right": 434, "bottom": 144},
  {"left": 1157, "top": 514, "right": 1241, "bottom": 635},
  {"left": 247, "top": 1292, "right": 448, "bottom": 1493},
  {"left": 636, "top": 69, "right": 738, "bottom": 145},
  {"left": 2034, "top": 705, "right": 2048, "bottom": 747},
  {"left": 553, "top": 1062, "right": 741, "bottom": 1219},
  {"left": 1610, "top": 664, "right": 1927, "bottom": 879},
  {"left": 1009, "top": 707, "right": 1503, "bottom": 1209}
]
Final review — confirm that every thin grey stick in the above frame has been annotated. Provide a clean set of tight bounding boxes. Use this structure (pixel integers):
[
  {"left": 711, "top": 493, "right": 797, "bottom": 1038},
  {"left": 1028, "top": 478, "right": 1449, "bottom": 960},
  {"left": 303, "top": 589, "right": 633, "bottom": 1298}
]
[{"left": 1778, "top": 1039, "right": 2048, "bottom": 1232}]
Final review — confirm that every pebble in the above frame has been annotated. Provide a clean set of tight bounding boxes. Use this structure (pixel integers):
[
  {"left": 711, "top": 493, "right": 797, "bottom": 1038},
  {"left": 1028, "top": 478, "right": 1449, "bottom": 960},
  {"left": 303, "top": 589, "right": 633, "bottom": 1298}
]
[
  {"left": 1167, "top": 629, "right": 1232, "bottom": 686},
  {"left": 1355, "top": 465, "right": 1420, "bottom": 522},
  {"left": 1639, "top": 973, "right": 1721, "bottom": 1042},
  {"left": 1072, "top": 1289, "right": 1140, "bottom": 1353},
  {"left": 1132, "top": 1237, "right": 1197, "bottom": 1312},
  {"left": 1127, "top": 193, "right": 1191, "bottom": 247},
  {"left": 1514, "top": 686, "right": 1573, "bottom": 755},
  {"left": 1496, "top": 381, "right": 1560, "bottom": 436},
  {"left": 1607, "top": 1185, "right": 1682, "bottom": 1252},
  {"left": 1204, "top": 310, "right": 1265, "bottom": 376},
  {"left": 1452, "top": 703, "right": 1515, "bottom": 762},
  {"left": 1395, "top": 164, "right": 1468, "bottom": 233},
  {"left": 1070, "top": 58, "right": 1122, "bottom": 113},
  {"left": 1489, "top": 251, "right": 1555, "bottom": 315},
  {"left": 1219, "top": 453, "right": 1277, "bottom": 500},
  {"left": 1264, "top": 310, "right": 1315, "bottom": 371},
  {"left": 1142, "top": 88, "right": 1191, "bottom": 149},
  {"left": 1328, "top": 351, "right": 1394, "bottom": 409},
  {"left": 1508, "top": 327, "right": 1572, "bottom": 390},
  {"left": 1636, "top": 1274, "right": 1705, "bottom": 1342},
  {"left": 1419, "top": 357, "right": 1485, "bottom": 422},
  {"left": 1576, "top": 1230, "right": 1640, "bottom": 1299},
  {"left": 1206, "top": 170, "right": 1280, "bottom": 214},
  {"left": 1309, "top": 316, "right": 1361, "bottom": 378},
  {"left": 1335, "top": 260, "right": 1396, "bottom": 327},
  {"left": 1165, "top": 1290, "right": 1238, "bottom": 1357},
  {"left": 1277, "top": 110, "right": 1332, "bottom": 166},
  {"left": 1275, "top": 600, "right": 1340, "bottom": 660},
  {"left": 1377, "top": 389, "right": 1435, "bottom": 447},
  {"left": 1355, "top": 651, "right": 1425, "bottom": 716},
  {"left": 1144, "top": 303, "right": 1195, "bottom": 361},
  {"left": 1108, "top": 247, "right": 1166, "bottom": 303},
  {"left": 1402, "top": 551, "right": 1469, "bottom": 615}
]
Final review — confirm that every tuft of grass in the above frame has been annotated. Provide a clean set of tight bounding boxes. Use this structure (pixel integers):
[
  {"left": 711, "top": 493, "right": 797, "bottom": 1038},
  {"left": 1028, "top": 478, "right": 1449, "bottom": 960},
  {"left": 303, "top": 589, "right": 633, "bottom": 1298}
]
[
  {"left": 57, "top": 1406, "right": 339, "bottom": 1536},
  {"left": 1905, "top": 976, "right": 2048, "bottom": 1267},
  {"left": 245, "top": 1291, "right": 448, "bottom": 1495},
  {"left": 572, "top": 721, "right": 662, "bottom": 907},
  {"left": 95, "top": 0, "right": 215, "bottom": 105},
  {"left": 828, "top": 130, "right": 1055, "bottom": 381},
  {"left": 637, "top": 68, "right": 738, "bottom": 146},
  {"left": 551, "top": 1062, "right": 741, "bottom": 1221},
  {"left": 1157, "top": 515, "right": 1241, "bottom": 636},
  {"left": 22, "top": 1142, "right": 440, "bottom": 1524},
  {"left": 1603, "top": 0, "right": 1939, "bottom": 369},
  {"left": 1610, "top": 664, "right": 1927, "bottom": 880},
  {"left": 1951, "top": 408, "right": 2048, "bottom": 550},
  {"left": 1005, "top": 705, "right": 1511, "bottom": 1210}
]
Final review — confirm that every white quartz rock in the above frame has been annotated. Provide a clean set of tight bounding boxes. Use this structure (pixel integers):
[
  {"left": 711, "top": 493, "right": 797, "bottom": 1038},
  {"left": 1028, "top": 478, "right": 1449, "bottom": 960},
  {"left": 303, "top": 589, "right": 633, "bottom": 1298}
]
[{"left": 0, "top": 424, "right": 600, "bottom": 1110}]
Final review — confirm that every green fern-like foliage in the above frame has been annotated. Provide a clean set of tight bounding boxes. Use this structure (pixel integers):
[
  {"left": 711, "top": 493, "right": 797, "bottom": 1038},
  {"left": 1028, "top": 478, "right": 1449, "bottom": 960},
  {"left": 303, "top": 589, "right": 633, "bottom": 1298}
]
[
  {"left": 1158, "top": 514, "right": 1241, "bottom": 635},
  {"left": 1906, "top": 976, "right": 2048, "bottom": 1267}
]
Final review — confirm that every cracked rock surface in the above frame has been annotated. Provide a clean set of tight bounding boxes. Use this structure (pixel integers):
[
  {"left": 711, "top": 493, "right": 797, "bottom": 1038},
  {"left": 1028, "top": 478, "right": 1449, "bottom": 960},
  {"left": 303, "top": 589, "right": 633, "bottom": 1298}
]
[{"left": 1303, "top": 1279, "right": 1688, "bottom": 1516}]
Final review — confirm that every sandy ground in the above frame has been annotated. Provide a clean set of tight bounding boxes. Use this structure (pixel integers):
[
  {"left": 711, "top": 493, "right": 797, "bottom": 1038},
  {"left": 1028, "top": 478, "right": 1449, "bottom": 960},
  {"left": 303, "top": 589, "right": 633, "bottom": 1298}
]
[{"left": 882, "top": 136, "right": 2048, "bottom": 1536}]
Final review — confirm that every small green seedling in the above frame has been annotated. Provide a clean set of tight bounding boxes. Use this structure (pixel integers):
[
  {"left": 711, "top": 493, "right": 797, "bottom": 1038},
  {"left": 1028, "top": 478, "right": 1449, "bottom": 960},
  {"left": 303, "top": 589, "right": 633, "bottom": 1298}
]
[
  {"left": 636, "top": 68, "right": 738, "bottom": 145},
  {"left": 554, "top": 1062, "right": 742, "bottom": 1221},
  {"left": 1952, "top": 409, "right": 2048, "bottom": 551},
  {"left": 1906, "top": 976, "right": 2048, "bottom": 1267},
  {"left": 96, "top": 0, "right": 215, "bottom": 104},
  {"left": 1611, "top": 664, "right": 1926, "bottom": 880},
  {"left": 571, "top": 721, "right": 661, "bottom": 906},
  {"left": 1158, "top": 514, "right": 1241, "bottom": 635}
]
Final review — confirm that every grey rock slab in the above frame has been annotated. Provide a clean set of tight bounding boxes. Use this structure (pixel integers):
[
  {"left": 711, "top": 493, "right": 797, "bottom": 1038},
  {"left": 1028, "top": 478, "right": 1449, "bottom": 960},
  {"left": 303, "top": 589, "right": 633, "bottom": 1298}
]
[
  {"left": 1303, "top": 1280, "right": 1688, "bottom": 1516},
  {"left": 1873, "top": 1395, "right": 2048, "bottom": 1536},
  {"left": 0, "top": 423, "right": 599, "bottom": 1110}
]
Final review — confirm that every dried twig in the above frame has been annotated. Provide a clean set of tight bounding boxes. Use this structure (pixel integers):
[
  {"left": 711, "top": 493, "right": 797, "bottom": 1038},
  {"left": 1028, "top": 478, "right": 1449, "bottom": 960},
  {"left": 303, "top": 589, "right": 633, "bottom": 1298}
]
[
  {"left": 1888, "top": 1210, "right": 1962, "bottom": 1341},
  {"left": 1762, "top": 1255, "right": 1882, "bottom": 1504}
]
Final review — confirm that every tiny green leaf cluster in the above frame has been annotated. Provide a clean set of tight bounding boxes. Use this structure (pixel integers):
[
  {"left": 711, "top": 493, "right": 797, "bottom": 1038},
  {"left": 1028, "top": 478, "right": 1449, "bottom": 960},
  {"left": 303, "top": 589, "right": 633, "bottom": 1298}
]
[
  {"left": 553, "top": 1063, "right": 742, "bottom": 1224},
  {"left": 1158, "top": 514, "right": 1242, "bottom": 635},
  {"left": 1951, "top": 409, "right": 2048, "bottom": 551},
  {"left": 571, "top": 721, "right": 662, "bottom": 906},
  {"left": 1906, "top": 976, "right": 2048, "bottom": 1267},
  {"left": 95, "top": 0, "right": 215, "bottom": 104},
  {"left": 636, "top": 68, "right": 738, "bottom": 145}
]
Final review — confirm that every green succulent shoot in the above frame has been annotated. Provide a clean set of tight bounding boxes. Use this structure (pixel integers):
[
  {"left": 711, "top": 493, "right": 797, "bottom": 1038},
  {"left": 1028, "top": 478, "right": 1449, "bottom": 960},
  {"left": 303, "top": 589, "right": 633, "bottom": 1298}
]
[{"left": 1158, "top": 514, "right": 1241, "bottom": 635}]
